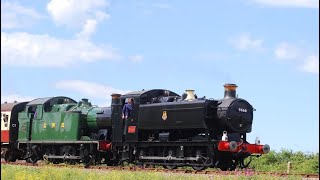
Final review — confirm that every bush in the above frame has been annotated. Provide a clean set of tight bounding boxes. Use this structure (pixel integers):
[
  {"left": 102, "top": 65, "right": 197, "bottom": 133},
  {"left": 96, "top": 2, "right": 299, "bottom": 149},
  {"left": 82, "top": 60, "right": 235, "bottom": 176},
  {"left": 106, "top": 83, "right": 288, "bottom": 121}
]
[{"left": 249, "top": 149, "right": 319, "bottom": 174}]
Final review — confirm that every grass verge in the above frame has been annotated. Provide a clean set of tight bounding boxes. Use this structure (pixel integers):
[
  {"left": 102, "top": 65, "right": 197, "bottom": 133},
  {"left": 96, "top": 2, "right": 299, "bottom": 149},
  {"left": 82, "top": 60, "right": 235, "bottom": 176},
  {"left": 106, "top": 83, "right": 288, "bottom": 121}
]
[{"left": 1, "top": 164, "right": 303, "bottom": 180}]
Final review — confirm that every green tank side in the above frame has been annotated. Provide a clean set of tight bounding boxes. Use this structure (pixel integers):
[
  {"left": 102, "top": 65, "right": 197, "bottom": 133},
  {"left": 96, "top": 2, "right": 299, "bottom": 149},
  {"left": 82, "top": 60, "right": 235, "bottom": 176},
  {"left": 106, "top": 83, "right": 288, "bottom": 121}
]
[
  {"left": 31, "top": 111, "right": 81, "bottom": 141},
  {"left": 18, "top": 103, "right": 82, "bottom": 141},
  {"left": 38, "top": 103, "right": 80, "bottom": 141}
]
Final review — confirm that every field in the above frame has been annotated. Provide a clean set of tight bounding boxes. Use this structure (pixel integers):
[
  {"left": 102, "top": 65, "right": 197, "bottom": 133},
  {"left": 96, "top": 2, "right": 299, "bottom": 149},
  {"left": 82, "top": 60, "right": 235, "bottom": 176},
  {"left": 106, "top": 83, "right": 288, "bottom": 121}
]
[{"left": 1, "top": 164, "right": 304, "bottom": 180}]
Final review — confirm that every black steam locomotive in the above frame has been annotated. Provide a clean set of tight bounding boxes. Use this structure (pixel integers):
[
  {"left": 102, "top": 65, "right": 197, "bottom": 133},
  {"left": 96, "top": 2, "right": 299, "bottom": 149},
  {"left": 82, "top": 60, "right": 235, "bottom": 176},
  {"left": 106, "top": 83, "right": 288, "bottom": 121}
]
[
  {"left": 1, "top": 83, "right": 269, "bottom": 171},
  {"left": 109, "top": 83, "right": 270, "bottom": 170}
]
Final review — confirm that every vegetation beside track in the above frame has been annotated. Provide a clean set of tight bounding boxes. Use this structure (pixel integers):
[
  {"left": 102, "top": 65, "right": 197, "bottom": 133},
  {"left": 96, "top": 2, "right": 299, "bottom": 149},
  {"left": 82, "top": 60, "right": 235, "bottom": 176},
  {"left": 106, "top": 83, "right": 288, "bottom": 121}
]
[{"left": 249, "top": 149, "right": 319, "bottom": 174}]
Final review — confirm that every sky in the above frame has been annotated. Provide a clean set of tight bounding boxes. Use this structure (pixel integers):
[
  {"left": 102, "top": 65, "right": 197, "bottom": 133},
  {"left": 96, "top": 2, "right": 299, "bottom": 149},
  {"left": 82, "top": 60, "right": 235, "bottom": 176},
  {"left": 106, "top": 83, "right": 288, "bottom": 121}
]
[{"left": 1, "top": 0, "right": 319, "bottom": 153}]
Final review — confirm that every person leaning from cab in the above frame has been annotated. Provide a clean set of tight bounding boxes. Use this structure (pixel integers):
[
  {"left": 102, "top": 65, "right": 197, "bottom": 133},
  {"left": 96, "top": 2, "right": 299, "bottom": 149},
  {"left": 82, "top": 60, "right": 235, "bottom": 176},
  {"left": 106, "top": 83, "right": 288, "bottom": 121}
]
[{"left": 122, "top": 98, "right": 134, "bottom": 119}]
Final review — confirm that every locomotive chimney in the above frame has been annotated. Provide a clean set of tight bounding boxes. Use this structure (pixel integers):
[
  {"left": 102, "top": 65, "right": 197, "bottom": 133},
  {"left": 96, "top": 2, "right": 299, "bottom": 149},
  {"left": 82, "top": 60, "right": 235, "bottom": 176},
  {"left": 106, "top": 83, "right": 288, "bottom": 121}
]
[
  {"left": 185, "top": 90, "right": 196, "bottom": 101},
  {"left": 111, "top": 93, "right": 121, "bottom": 105},
  {"left": 224, "top": 84, "right": 237, "bottom": 99},
  {"left": 82, "top": 98, "right": 89, "bottom": 105},
  {"left": 111, "top": 94, "right": 121, "bottom": 120}
]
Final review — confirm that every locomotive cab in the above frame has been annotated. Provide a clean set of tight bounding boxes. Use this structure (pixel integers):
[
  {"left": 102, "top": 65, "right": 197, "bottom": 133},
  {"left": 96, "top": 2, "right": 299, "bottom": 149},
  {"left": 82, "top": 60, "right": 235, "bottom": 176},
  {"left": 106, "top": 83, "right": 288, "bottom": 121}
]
[{"left": 111, "top": 89, "right": 181, "bottom": 142}]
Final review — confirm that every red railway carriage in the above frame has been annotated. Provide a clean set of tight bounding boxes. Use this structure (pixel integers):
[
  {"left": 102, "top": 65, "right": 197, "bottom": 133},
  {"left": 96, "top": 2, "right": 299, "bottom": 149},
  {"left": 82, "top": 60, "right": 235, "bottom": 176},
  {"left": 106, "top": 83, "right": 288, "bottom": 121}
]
[{"left": 1, "top": 101, "right": 29, "bottom": 160}]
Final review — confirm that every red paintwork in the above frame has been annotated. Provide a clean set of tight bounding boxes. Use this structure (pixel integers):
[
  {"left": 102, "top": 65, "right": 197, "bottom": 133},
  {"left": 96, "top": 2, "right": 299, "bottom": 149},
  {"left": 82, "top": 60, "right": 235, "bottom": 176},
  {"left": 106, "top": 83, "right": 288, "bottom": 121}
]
[
  {"left": 128, "top": 126, "right": 136, "bottom": 134},
  {"left": 98, "top": 141, "right": 112, "bottom": 151},
  {"left": 218, "top": 141, "right": 266, "bottom": 154},
  {"left": 1, "top": 130, "right": 9, "bottom": 143}
]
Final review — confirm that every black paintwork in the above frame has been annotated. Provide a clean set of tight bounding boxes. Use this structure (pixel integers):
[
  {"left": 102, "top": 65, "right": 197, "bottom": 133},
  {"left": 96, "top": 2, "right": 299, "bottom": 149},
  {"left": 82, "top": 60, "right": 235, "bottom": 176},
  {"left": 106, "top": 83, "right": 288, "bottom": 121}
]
[
  {"left": 9, "top": 102, "right": 29, "bottom": 143},
  {"left": 139, "top": 100, "right": 210, "bottom": 130},
  {"left": 96, "top": 107, "right": 112, "bottom": 129},
  {"left": 217, "top": 98, "right": 253, "bottom": 133},
  {"left": 111, "top": 88, "right": 254, "bottom": 142}
]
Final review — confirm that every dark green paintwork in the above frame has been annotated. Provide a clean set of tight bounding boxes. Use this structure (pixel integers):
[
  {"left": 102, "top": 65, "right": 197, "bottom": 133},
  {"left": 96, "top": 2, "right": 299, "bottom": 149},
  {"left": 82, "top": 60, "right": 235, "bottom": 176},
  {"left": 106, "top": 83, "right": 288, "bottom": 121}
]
[
  {"left": 18, "top": 112, "right": 30, "bottom": 141},
  {"left": 18, "top": 103, "right": 81, "bottom": 141},
  {"left": 18, "top": 97, "right": 112, "bottom": 142}
]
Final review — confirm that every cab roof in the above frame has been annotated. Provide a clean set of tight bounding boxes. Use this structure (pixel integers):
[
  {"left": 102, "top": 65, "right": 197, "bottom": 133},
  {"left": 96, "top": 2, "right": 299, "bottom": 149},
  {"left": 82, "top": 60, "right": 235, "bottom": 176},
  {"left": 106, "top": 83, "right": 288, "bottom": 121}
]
[
  {"left": 27, "top": 96, "right": 76, "bottom": 106},
  {"left": 121, "top": 89, "right": 180, "bottom": 99}
]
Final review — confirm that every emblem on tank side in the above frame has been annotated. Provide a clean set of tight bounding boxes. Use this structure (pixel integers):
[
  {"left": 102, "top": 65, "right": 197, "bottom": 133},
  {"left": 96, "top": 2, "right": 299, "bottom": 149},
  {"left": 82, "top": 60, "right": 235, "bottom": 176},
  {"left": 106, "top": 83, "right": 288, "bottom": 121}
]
[{"left": 162, "top": 111, "right": 167, "bottom": 121}]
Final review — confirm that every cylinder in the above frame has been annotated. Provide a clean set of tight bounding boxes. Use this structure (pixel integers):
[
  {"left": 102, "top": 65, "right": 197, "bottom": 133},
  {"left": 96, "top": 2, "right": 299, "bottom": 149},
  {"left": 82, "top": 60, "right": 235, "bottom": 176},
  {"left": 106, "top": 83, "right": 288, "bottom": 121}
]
[{"left": 223, "top": 84, "right": 238, "bottom": 99}]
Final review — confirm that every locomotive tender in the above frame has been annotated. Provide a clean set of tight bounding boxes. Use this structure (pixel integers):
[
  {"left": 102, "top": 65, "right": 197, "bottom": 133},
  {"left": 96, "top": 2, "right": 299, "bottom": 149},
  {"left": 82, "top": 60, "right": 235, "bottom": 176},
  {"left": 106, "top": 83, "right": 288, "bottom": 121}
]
[{"left": 1, "top": 84, "right": 270, "bottom": 170}]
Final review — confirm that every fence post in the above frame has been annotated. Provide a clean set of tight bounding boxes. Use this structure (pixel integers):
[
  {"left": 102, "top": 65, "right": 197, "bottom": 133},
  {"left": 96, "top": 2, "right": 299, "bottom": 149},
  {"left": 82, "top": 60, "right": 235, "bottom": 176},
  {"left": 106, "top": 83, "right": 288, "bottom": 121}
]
[{"left": 287, "top": 161, "right": 291, "bottom": 174}]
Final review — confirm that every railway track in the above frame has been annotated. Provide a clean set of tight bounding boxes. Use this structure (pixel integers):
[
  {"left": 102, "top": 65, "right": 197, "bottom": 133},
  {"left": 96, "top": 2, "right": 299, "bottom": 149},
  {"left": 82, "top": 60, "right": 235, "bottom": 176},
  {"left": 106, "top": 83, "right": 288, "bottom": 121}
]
[{"left": 1, "top": 160, "right": 319, "bottom": 179}]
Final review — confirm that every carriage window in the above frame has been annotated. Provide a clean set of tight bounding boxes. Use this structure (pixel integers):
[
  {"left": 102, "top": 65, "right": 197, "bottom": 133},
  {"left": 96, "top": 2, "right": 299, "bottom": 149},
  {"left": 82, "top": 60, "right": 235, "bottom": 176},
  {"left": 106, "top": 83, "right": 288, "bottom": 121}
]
[{"left": 2, "top": 114, "right": 9, "bottom": 127}]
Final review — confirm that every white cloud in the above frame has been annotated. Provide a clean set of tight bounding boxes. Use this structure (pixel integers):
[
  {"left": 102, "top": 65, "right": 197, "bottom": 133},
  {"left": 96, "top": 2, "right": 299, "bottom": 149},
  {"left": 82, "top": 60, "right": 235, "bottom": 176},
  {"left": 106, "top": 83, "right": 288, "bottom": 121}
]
[
  {"left": 1, "top": 1, "right": 43, "bottom": 29},
  {"left": 55, "top": 80, "right": 130, "bottom": 99},
  {"left": 1, "top": 32, "right": 122, "bottom": 67},
  {"left": 1, "top": 94, "right": 35, "bottom": 103},
  {"left": 252, "top": 0, "right": 319, "bottom": 8},
  {"left": 301, "top": 55, "right": 319, "bottom": 74},
  {"left": 76, "top": 19, "right": 98, "bottom": 40},
  {"left": 274, "top": 42, "right": 301, "bottom": 60},
  {"left": 128, "top": 55, "right": 144, "bottom": 63},
  {"left": 47, "top": 0, "right": 110, "bottom": 39},
  {"left": 273, "top": 42, "right": 318, "bottom": 74},
  {"left": 229, "top": 34, "right": 264, "bottom": 51}
]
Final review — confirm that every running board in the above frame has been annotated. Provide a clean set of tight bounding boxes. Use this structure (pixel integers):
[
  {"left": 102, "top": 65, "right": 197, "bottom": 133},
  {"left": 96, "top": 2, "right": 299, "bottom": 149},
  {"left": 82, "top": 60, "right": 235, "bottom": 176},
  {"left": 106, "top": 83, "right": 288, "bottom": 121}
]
[
  {"left": 43, "top": 155, "right": 81, "bottom": 160},
  {"left": 137, "top": 161, "right": 213, "bottom": 167},
  {"left": 139, "top": 156, "right": 199, "bottom": 161}
]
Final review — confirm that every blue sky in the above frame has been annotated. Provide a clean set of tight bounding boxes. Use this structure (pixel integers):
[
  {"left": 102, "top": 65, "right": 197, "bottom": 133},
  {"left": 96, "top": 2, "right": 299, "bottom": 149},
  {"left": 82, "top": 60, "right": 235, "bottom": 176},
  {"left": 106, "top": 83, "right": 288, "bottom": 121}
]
[{"left": 1, "top": 0, "right": 319, "bottom": 153}]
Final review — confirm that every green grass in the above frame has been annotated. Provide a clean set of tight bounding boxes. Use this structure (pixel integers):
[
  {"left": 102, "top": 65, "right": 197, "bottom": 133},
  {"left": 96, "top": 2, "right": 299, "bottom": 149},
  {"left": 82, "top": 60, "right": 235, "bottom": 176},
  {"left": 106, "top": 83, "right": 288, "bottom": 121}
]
[{"left": 1, "top": 164, "right": 302, "bottom": 180}]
